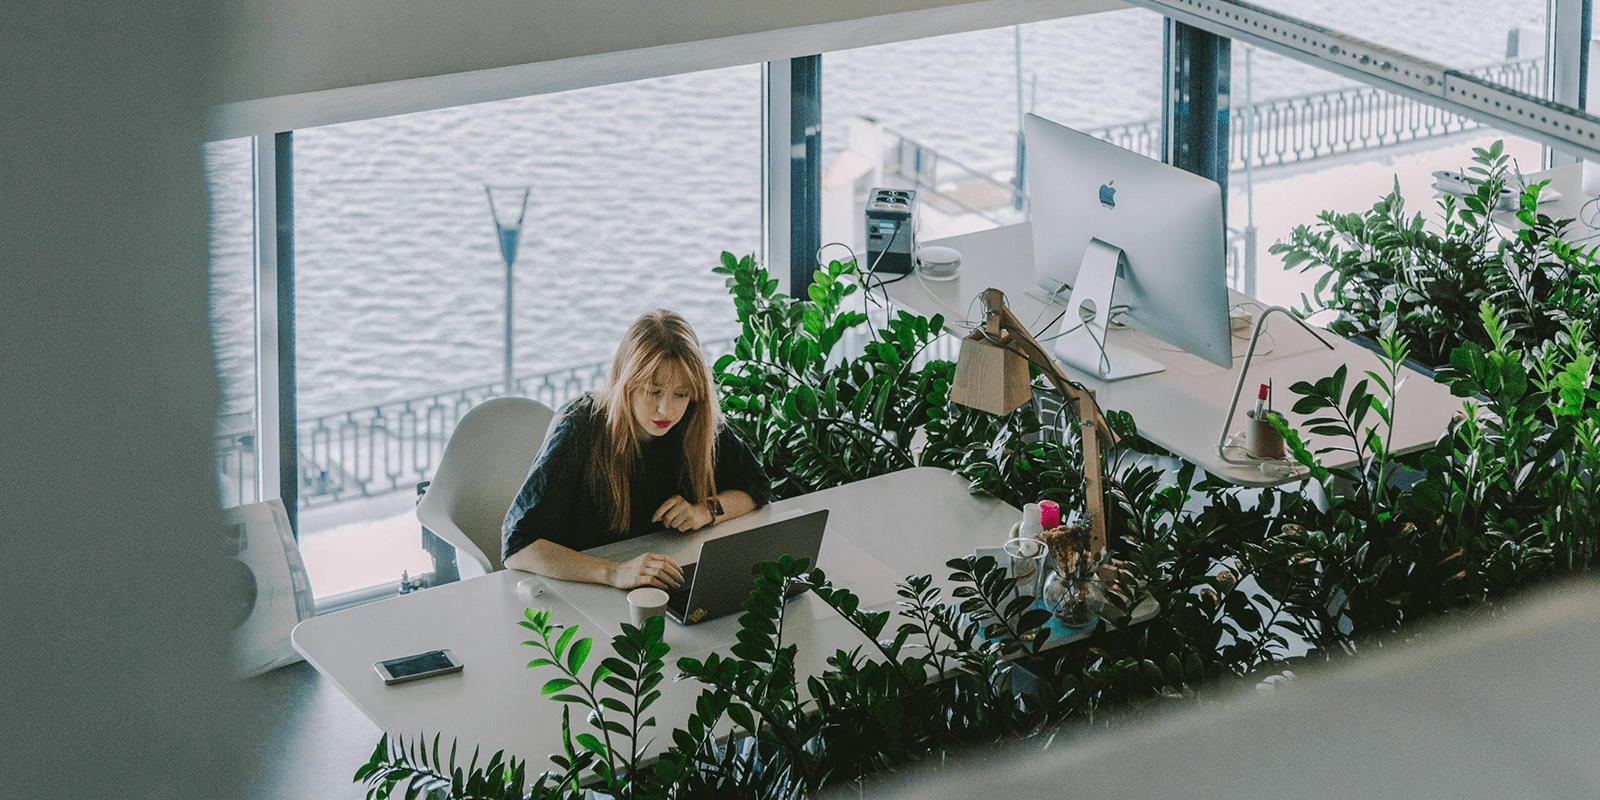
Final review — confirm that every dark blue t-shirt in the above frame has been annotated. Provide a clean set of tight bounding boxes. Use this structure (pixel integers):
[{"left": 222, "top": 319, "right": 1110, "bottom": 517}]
[{"left": 501, "top": 395, "right": 772, "bottom": 561}]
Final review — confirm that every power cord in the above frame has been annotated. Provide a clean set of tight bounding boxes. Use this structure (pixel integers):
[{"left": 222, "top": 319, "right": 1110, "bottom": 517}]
[
  {"left": 860, "top": 221, "right": 908, "bottom": 341},
  {"left": 907, "top": 211, "right": 988, "bottom": 326},
  {"left": 817, "top": 240, "right": 898, "bottom": 345},
  {"left": 1581, "top": 195, "right": 1600, "bottom": 229},
  {"left": 1027, "top": 282, "right": 1070, "bottom": 330}
]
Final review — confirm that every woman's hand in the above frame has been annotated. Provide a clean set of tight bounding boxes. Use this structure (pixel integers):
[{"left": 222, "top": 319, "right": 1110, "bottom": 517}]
[
  {"left": 653, "top": 495, "right": 715, "bottom": 532},
  {"left": 609, "top": 552, "right": 683, "bottom": 590}
]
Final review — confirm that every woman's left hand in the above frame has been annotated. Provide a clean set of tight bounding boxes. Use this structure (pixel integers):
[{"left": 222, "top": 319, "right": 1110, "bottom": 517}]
[{"left": 654, "top": 495, "right": 715, "bottom": 531}]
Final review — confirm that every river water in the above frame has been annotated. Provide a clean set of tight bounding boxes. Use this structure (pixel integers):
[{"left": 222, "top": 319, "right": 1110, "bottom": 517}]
[{"left": 204, "top": 0, "right": 1545, "bottom": 419}]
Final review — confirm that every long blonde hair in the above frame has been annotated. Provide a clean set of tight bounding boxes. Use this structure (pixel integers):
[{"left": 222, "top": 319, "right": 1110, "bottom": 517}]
[{"left": 589, "top": 309, "right": 721, "bottom": 532}]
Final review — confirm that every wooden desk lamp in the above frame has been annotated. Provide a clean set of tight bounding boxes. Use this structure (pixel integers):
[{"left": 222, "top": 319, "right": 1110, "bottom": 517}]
[{"left": 950, "top": 288, "right": 1118, "bottom": 558}]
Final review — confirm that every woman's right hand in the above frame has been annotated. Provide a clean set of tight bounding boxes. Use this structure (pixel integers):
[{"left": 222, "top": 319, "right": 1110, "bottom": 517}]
[{"left": 608, "top": 552, "right": 683, "bottom": 590}]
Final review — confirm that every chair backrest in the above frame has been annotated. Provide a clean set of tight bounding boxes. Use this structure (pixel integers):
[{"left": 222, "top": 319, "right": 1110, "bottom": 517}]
[{"left": 416, "top": 397, "right": 556, "bottom": 573}]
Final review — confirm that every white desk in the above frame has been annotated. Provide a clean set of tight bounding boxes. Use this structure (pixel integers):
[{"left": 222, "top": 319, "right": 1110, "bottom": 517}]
[
  {"left": 887, "top": 223, "right": 1466, "bottom": 487},
  {"left": 1490, "top": 162, "right": 1600, "bottom": 242},
  {"left": 292, "top": 467, "right": 1154, "bottom": 765}
]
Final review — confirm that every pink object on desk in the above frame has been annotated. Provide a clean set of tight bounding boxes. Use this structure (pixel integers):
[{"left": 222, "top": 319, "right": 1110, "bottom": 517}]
[{"left": 1039, "top": 500, "right": 1060, "bottom": 529}]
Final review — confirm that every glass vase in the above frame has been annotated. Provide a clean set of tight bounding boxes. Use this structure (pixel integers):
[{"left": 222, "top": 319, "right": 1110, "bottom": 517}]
[{"left": 1041, "top": 570, "right": 1100, "bottom": 628}]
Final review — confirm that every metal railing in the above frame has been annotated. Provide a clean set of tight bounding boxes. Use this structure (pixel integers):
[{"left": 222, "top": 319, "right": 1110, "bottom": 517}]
[
  {"left": 1091, "top": 57, "right": 1543, "bottom": 170},
  {"left": 217, "top": 339, "right": 736, "bottom": 509},
  {"left": 1226, "top": 226, "right": 1248, "bottom": 290},
  {"left": 214, "top": 411, "right": 257, "bottom": 508}
]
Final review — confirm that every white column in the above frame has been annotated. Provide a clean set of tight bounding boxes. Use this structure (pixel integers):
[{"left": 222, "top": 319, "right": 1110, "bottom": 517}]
[
  {"left": 252, "top": 134, "right": 282, "bottom": 507},
  {"left": 1546, "top": 0, "right": 1590, "bottom": 165},
  {"left": 763, "top": 60, "right": 793, "bottom": 297}
]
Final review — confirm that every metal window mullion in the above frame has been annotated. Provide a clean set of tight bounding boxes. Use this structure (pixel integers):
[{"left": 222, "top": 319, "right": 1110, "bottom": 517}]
[
  {"left": 789, "top": 55, "right": 822, "bottom": 299},
  {"left": 1163, "top": 18, "right": 1232, "bottom": 226},
  {"left": 276, "top": 132, "right": 297, "bottom": 534}
]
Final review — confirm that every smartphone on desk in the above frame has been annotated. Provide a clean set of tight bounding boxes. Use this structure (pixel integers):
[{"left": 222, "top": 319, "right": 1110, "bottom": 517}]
[{"left": 375, "top": 649, "right": 463, "bottom": 685}]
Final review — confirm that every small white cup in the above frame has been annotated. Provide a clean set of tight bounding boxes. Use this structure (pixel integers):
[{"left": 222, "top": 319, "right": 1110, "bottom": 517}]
[
  {"left": 627, "top": 587, "right": 670, "bottom": 628},
  {"left": 1004, "top": 537, "right": 1047, "bottom": 598},
  {"left": 516, "top": 576, "right": 548, "bottom": 601}
]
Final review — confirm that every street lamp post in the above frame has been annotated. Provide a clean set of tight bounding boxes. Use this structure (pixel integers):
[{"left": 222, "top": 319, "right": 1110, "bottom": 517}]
[{"left": 485, "top": 186, "right": 530, "bottom": 394}]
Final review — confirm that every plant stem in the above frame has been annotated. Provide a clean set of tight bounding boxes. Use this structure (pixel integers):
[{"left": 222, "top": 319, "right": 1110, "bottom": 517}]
[{"left": 807, "top": 417, "right": 916, "bottom": 468}]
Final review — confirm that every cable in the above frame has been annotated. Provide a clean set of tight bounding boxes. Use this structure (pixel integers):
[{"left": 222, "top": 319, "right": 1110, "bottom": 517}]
[
  {"left": 1036, "top": 303, "right": 1128, "bottom": 344},
  {"left": 817, "top": 240, "right": 896, "bottom": 344},
  {"left": 870, "top": 272, "right": 913, "bottom": 289},
  {"left": 1227, "top": 300, "right": 1277, "bottom": 357},
  {"left": 898, "top": 203, "right": 976, "bottom": 326},
  {"left": 1027, "top": 283, "right": 1070, "bottom": 331},
  {"left": 1082, "top": 318, "right": 1113, "bottom": 377},
  {"left": 863, "top": 220, "right": 904, "bottom": 287},
  {"left": 863, "top": 222, "right": 908, "bottom": 342},
  {"left": 1581, "top": 195, "right": 1600, "bottom": 230},
  {"left": 1231, "top": 299, "right": 1267, "bottom": 316},
  {"left": 912, "top": 259, "right": 972, "bottom": 322},
  {"left": 847, "top": 196, "right": 985, "bottom": 337},
  {"left": 817, "top": 241, "right": 876, "bottom": 309},
  {"left": 816, "top": 241, "right": 859, "bottom": 273},
  {"left": 1032, "top": 309, "right": 1068, "bottom": 341}
]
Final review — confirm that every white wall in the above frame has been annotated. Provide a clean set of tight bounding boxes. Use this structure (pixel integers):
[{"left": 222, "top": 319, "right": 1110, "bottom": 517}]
[
  {"left": 2, "top": 2, "right": 261, "bottom": 798},
  {"left": 212, "top": 0, "right": 1123, "bottom": 136}
]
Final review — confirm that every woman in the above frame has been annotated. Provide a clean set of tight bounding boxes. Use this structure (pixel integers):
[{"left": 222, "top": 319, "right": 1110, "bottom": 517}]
[{"left": 501, "top": 309, "right": 771, "bottom": 590}]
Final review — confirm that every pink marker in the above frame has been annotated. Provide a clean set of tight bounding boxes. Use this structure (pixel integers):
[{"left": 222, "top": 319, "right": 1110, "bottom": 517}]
[
  {"left": 1039, "top": 500, "right": 1061, "bottom": 530},
  {"left": 1252, "top": 383, "right": 1269, "bottom": 419}
]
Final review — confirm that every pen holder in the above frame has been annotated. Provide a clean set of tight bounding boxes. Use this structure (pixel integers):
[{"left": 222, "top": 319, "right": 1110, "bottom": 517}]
[{"left": 1245, "top": 411, "right": 1286, "bottom": 459}]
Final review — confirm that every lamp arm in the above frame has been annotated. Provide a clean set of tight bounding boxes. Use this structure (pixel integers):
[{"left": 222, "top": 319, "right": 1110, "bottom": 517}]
[
  {"left": 976, "top": 288, "right": 1114, "bottom": 559},
  {"left": 976, "top": 289, "right": 1117, "bottom": 446}
]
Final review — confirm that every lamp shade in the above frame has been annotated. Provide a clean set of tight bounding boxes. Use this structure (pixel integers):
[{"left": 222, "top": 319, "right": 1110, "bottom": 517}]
[{"left": 950, "top": 329, "right": 1033, "bottom": 416}]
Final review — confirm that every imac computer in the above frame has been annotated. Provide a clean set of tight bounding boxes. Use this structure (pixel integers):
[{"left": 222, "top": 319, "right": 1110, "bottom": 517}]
[{"left": 1023, "top": 113, "right": 1233, "bottom": 380}]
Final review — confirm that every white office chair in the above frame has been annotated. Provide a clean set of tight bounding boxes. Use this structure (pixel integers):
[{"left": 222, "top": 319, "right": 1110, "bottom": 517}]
[{"left": 416, "top": 396, "right": 556, "bottom": 574}]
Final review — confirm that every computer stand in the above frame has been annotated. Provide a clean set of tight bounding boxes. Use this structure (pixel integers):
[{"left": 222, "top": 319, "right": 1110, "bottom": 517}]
[
  {"left": 1215, "top": 305, "right": 1335, "bottom": 466},
  {"left": 1051, "top": 238, "right": 1164, "bottom": 381}
]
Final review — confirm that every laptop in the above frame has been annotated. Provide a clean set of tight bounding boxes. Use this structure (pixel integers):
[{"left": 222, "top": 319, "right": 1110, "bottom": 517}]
[{"left": 664, "top": 509, "right": 828, "bottom": 625}]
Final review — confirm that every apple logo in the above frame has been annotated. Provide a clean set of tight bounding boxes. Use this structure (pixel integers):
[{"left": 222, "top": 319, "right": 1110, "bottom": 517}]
[{"left": 1098, "top": 180, "right": 1116, "bottom": 209}]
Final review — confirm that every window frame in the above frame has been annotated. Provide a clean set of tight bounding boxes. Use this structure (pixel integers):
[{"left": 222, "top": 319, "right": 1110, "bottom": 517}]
[{"left": 211, "top": 1, "right": 1597, "bottom": 605}]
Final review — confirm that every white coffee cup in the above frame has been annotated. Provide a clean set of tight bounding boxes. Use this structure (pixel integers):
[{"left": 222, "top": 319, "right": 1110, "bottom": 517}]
[{"left": 627, "top": 587, "right": 670, "bottom": 628}]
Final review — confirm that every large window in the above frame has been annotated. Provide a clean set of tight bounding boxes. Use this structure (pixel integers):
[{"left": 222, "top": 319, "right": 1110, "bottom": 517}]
[
  {"left": 1229, "top": 43, "right": 1546, "bottom": 310},
  {"left": 205, "top": 2, "right": 1591, "bottom": 607},
  {"left": 821, "top": 10, "right": 1167, "bottom": 254},
  {"left": 286, "top": 66, "right": 762, "bottom": 600}
]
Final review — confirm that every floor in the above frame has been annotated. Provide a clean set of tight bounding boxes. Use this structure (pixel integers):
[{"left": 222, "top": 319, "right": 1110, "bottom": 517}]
[{"left": 248, "top": 660, "right": 383, "bottom": 799}]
